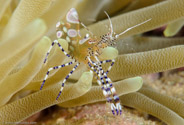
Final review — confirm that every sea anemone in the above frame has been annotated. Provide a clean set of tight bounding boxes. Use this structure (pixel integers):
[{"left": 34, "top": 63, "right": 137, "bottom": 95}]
[{"left": 0, "top": 0, "right": 184, "bottom": 124}]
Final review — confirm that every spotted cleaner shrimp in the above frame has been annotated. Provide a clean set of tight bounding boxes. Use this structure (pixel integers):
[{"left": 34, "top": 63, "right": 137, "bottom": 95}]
[{"left": 40, "top": 8, "right": 151, "bottom": 115}]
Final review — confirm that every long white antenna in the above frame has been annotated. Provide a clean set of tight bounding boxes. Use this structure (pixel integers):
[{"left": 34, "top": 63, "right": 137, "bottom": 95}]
[
  {"left": 104, "top": 11, "right": 113, "bottom": 39},
  {"left": 80, "top": 21, "right": 94, "bottom": 36},
  {"left": 115, "top": 18, "right": 152, "bottom": 38},
  {"left": 72, "top": 12, "right": 94, "bottom": 36}
]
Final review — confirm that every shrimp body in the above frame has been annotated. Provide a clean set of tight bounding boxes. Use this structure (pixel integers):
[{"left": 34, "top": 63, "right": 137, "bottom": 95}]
[
  {"left": 41, "top": 8, "right": 151, "bottom": 116},
  {"left": 56, "top": 20, "right": 107, "bottom": 64}
]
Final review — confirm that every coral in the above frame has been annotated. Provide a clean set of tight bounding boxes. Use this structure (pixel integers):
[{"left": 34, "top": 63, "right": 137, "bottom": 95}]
[{"left": 0, "top": 0, "right": 184, "bottom": 124}]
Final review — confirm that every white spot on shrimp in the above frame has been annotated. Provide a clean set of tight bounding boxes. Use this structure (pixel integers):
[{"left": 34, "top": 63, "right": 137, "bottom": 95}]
[
  {"left": 56, "top": 31, "right": 63, "bottom": 38},
  {"left": 56, "top": 22, "right": 61, "bottom": 28},
  {"left": 66, "top": 8, "right": 79, "bottom": 24},
  {"left": 67, "top": 29, "right": 77, "bottom": 37},
  {"left": 79, "top": 38, "right": 89, "bottom": 44},
  {"left": 66, "top": 36, "right": 71, "bottom": 42},
  {"left": 63, "top": 27, "right": 67, "bottom": 33}
]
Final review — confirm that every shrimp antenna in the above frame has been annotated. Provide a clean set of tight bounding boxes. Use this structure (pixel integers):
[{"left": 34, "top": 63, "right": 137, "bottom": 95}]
[
  {"left": 80, "top": 21, "right": 94, "bottom": 36},
  {"left": 72, "top": 12, "right": 94, "bottom": 36},
  {"left": 115, "top": 18, "right": 152, "bottom": 38},
  {"left": 104, "top": 11, "right": 113, "bottom": 39}
]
